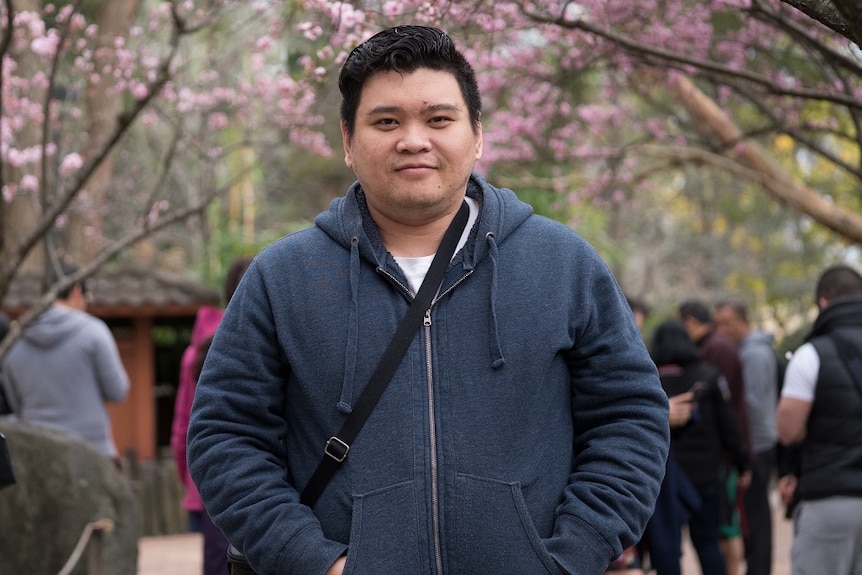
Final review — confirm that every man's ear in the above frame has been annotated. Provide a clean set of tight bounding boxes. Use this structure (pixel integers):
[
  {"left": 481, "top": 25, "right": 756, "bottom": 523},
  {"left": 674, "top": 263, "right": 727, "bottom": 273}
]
[
  {"left": 341, "top": 120, "right": 353, "bottom": 168},
  {"left": 69, "top": 283, "right": 87, "bottom": 309}
]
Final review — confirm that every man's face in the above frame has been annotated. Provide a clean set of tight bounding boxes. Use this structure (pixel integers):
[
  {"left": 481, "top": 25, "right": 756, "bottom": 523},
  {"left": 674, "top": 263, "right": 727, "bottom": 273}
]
[
  {"left": 714, "top": 306, "right": 746, "bottom": 343},
  {"left": 341, "top": 68, "right": 483, "bottom": 227}
]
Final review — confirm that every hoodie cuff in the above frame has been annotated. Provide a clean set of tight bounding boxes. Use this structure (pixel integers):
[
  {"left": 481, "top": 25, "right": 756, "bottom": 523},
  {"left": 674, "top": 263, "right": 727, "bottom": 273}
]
[{"left": 544, "top": 514, "right": 616, "bottom": 575}]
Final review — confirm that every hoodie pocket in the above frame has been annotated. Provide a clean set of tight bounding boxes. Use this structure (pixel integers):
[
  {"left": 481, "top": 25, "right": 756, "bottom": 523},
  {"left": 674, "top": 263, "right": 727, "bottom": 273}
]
[
  {"left": 454, "top": 473, "right": 559, "bottom": 575},
  {"left": 342, "top": 480, "right": 422, "bottom": 575}
]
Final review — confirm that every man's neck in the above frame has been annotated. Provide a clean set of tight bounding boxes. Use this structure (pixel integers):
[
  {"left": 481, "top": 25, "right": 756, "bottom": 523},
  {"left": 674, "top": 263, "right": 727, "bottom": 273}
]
[{"left": 372, "top": 200, "right": 466, "bottom": 258}]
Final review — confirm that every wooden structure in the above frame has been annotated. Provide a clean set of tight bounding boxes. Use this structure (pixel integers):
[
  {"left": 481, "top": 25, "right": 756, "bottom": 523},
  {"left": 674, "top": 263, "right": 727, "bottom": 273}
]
[{"left": 2, "top": 268, "right": 220, "bottom": 461}]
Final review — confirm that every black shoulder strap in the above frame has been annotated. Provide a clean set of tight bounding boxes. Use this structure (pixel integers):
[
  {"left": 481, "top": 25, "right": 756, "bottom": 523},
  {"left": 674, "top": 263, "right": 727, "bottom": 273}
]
[{"left": 300, "top": 201, "right": 470, "bottom": 508}]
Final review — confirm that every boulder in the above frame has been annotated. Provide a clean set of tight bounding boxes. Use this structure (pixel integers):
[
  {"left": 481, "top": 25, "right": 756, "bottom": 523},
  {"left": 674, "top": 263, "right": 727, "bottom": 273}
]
[{"left": 0, "top": 419, "right": 140, "bottom": 575}]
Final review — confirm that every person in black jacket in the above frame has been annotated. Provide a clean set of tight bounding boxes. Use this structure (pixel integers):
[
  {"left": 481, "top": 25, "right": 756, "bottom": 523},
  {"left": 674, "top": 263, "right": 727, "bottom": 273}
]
[
  {"left": 648, "top": 320, "right": 750, "bottom": 575},
  {"left": 777, "top": 265, "right": 862, "bottom": 575}
]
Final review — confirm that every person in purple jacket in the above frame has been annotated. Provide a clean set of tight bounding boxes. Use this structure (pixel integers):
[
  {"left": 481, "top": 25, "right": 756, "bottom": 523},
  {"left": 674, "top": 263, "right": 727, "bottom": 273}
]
[{"left": 188, "top": 26, "right": 669, "bottom": 575}]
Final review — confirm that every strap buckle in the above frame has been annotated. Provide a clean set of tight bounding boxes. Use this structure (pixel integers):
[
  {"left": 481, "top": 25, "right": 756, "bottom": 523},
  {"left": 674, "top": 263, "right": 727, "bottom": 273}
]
[{"left": 324, "top": 436, "right": 350, "bottom": 462}]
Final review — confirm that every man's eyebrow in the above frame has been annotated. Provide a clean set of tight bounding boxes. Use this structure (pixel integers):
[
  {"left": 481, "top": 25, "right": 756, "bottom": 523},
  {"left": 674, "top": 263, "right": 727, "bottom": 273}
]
[{"left": 366, "top": 103, "right": 463, "bottom": 116}]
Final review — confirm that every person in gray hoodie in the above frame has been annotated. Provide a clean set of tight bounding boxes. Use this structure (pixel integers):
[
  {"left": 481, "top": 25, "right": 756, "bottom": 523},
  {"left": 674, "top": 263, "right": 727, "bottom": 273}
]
[
  {"left": 1, "top": 264, "right": 130, "bottom": 459},
  {"left": 714, "top": 299, "right": 778, "bottom": 575},
  {"left": 187, "top": 26, "right": 670, "bottom": 575}
]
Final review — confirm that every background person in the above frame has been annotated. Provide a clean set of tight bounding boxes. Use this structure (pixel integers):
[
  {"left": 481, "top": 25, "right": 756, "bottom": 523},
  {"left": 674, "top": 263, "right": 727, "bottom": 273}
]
[
  {"left": 714, "top": 298, "right": 778, "bottom": 575},
  {"left": 678, "top": 299, "right": 751, "bottom": 575},
  {"left": 187, "top": 25, "right": 670, "bottom": 575},
  {"left": 647, "top": 320, "right": 750, "bottom": 575},
  {"left": 0, "top": 263, "right": 129, "bottom": 460},
  {"left": 777, "top": 264, "right": 862, "bottom": 575},
  {"left": 171, "top": 256, "right": 251, "bottom": 575}
]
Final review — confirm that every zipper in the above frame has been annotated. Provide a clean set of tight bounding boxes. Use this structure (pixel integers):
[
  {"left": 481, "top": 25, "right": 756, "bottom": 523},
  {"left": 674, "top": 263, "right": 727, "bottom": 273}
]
[
  {"left": 425, "top": 311, "right": 443, "bottom": 575},
  {"left": 377, "top": 265, "right": 473, "bottom": 574},
  {"left": 424, "top": 270, "right": 472, "bottom": 575}
]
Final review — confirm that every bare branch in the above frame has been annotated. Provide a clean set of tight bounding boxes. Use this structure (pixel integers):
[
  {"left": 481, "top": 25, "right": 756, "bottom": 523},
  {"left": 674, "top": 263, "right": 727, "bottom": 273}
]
[{"left": 0, "top": 186, "right": 219, "bottom": 359}]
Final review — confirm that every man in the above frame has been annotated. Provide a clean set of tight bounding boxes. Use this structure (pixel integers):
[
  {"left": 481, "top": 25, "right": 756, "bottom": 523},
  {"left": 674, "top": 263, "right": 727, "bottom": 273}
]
[
  {"left": 715, "top": 299, "right": 778, "bottom": 575},
  {"left": 1, "top": 264, "right": 130, "bottom": 459},
  {"left": 678, "top": 300, "right": 751, "bottom": 575},
  {"left": 188, "top": 26, "right": 670, "bottom": 575},
  {"left": 777, "top": 265, "right": 862, "bottom": 574}
]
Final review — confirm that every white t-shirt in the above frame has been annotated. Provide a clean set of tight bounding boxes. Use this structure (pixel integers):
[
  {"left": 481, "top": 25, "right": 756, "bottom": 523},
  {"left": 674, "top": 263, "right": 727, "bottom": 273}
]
[
  {"left": 394, "top": 196, "right": 479, "bottom": 295},
  {"left": 780, "top": 342, "right": 820, "bottom": 402}
]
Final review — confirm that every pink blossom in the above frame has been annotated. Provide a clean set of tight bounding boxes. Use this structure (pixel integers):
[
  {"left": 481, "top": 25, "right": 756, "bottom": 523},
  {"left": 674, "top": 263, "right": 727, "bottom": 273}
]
[
  {"left": 20, "top": 174, "right": 39, "bottom": 191},
  {"left": 382, "top": 1, "right": 404, "bottom": 17},
  {"left": 31, "top": 34, "right": 59, "bottom": 57},
  {"left": 131, "top": 83, "right": 149, "bottom": 100},
  {"left": 208, "top": 113, "right": 229, "bottom": 130},
  {"left": 58, "top": 153, "right": 84, "bottom": 176},
  {"left": 2, "top": 184, "right": 17, "bottom": 202}
]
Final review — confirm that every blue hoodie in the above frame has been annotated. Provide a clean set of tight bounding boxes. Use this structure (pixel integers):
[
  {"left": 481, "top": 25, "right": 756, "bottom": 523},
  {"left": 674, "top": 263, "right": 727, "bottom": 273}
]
[{"left": 187, "top": 174, "right": 669, "bottom": 575}]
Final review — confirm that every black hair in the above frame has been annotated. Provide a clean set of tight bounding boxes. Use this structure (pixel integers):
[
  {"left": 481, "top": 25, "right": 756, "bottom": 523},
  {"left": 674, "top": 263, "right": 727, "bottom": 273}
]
[
  {"left": 338, "top": 25, "right": 482, "bottom": 136},
  {"left": 816, "top": 265, "right": 862, "bottom": 303},
  {"left": 677, "top": 299, "right": 712, "bottom": 325},
  {"left": 650, "top": 320, "right": 701, "bottom": 367},
  {"left": 223, "top": 257, "right": 252, "bottom": 305},
  {"left": 715, "top": 298, "right": 748, "bottom": 322},
  {"left": 51, "top": 262, "right": 87, "bottom": 300},
  {"left": 626, "top": 296, "right": 651, "bottom": 317}
]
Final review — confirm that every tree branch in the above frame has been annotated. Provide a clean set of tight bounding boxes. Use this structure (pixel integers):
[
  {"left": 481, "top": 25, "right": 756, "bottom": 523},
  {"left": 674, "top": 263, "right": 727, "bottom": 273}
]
[
  {"left": 667, "top": 73, "right": 862, "bottom": 244},
  {"left": 518, "top": 4, "right": 862, "bottom": 111},
  {"left": 779, "top": 0, "right": 862, "bottom": 45},
  {"left": 2, "top": 8, "right": 187, "bottom": 297}
]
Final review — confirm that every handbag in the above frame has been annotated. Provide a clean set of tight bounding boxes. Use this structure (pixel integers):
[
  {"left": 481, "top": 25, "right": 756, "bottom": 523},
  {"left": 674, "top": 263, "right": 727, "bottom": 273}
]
[
  {"left": 0, "top": 432, "right": 16, "bottom": 490},
  {"left": 227, "top": 202, "right": 470, "bottom": 574}
]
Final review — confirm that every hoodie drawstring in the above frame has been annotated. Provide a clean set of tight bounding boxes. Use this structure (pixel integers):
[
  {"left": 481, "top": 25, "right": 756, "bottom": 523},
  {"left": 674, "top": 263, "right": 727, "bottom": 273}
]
[
  {"left": 337, "top": 237, "right": 361, "bottom": 414},
  {"left": 486, "top": 232, "right": 506, "bottom": 369}
]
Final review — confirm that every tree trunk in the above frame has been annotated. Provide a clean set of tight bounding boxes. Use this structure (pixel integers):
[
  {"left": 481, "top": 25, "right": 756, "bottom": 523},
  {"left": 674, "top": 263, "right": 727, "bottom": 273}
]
[{"left": 66, "top": 1, "right": 140, "bottom": 260}]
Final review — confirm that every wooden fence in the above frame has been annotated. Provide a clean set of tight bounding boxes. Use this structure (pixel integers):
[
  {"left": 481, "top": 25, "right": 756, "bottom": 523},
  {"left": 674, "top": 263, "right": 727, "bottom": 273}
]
[{"left": 123, "top": 450, "right": 187, "bottom": 536}]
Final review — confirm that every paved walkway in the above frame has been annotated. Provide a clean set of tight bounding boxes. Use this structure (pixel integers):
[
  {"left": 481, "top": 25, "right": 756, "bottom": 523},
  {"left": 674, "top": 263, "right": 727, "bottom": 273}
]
[{"left": 137, "top": 494, "right": 794, "bottom": 574}]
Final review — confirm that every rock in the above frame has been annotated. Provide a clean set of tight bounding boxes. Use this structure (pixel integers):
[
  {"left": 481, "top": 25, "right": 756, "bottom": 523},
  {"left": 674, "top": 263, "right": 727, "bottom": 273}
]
[{"left": 0, "top": 418, "right": 140, "bottom": 575}]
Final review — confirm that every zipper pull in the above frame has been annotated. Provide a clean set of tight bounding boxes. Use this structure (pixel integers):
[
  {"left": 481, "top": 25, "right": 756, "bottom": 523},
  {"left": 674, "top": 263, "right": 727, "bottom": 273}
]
[{"left": 424, "top": 309, "right": 432, "bottom": 326}]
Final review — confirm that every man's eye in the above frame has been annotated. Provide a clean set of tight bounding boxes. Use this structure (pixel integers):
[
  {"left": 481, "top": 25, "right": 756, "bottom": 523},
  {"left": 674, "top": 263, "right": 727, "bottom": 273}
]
[
  {"left": 430, "top": 117, "right": 453, "bottom": 125},
  {"left": 376, "top": 118, "right": 398, "bottom": 126}
]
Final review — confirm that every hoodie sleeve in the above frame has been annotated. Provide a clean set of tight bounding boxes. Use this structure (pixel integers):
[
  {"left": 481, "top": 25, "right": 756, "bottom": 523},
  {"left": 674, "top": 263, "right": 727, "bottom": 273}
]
[
  {"left": 171, "top": 344, "right": 199, "bottom": 495},
  {"left": 89, "top": 318, "right": 130, "bottom": 403},
  {"left": 187, "top": 261, "right": 347, "bottom": 575},
  {"left": 739, "top": 339, "right": 777, "bottom": 414},
  {"left": 548, "top": 251, "right": 670, "bottom": 575}
]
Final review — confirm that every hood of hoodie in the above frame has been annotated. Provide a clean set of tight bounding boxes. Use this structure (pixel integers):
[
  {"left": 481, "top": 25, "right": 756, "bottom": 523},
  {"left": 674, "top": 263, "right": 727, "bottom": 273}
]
[
  {"left": 741, "top": 330, "right": 774, "bottom": 350},
  {"left": 313, "top": 173, "right": 534, "bottom": 277},
  {"left": 22, "top": 305, "right": 90, "bottom": 349},
  {"left": 190, "top": 305, "right": 225, "bottom": 347},
  {"left": 311, "top": 172, "right": 535, "bottom": 410},
  {"left": 808, "top": 296, "right": 862, "bottom": 341}
]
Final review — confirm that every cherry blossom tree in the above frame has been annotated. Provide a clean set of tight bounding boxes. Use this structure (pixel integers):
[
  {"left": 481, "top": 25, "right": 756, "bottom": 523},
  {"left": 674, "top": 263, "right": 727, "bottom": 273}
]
[
  {"left": 291, "top": 0, "right": 861, "bottom": 313},
  {"left": 2, "top": 0, "right": 860, "bottom": 354},
  {"left": 0, "top": 0, "right": 329, "bottom": 353}
]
